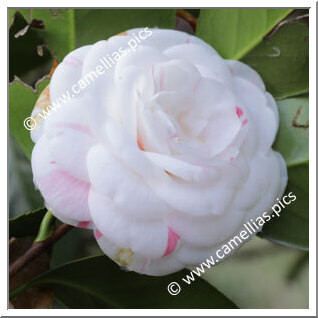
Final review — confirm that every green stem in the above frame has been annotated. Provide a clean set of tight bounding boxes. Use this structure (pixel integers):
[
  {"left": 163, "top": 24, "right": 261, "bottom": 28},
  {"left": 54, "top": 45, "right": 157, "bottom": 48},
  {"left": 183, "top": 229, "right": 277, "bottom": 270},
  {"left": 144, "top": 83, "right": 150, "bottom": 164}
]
[{"left": 34, "top": 210, "right": 55, "bottom": 242}]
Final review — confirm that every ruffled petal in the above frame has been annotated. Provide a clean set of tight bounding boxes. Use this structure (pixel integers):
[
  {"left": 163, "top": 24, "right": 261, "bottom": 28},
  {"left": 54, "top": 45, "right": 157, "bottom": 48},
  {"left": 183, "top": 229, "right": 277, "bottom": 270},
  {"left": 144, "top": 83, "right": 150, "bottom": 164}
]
[
  {"left": 226, "top": 60, "right": 265, "bottom": 91},
  {"left": 89, "top": 189, "right": 169, "bottom": 259},
  {"left": 87, "top": 144, "right": 171, "bottom": 220},
  {"left": 50, "top": 45, "right": 92, "bottom": 103},
  {"left": 164, "top": 43, "right": 231, "bottom": 83}
]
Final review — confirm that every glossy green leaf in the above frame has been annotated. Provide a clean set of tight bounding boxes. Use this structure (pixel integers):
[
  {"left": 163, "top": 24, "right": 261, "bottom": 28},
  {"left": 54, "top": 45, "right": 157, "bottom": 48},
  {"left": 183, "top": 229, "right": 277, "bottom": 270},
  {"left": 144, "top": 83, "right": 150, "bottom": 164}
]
[
  {"left": 258, "top": 97, "right": 309, "bottom": 249},
  {"left": 196, "top": 9, "right": 292, "bottom": 59},
  {"left": 9, "top": 79, "right": 50, "bottom": 159},
  {"left": 74, "top": 9, "right": 176, "bottom": 47},
  {"left": 242, "top": 22, "right": 309, "bottom": 99},
  {"left": 9, "top": 207, "right": 47, "bottom": 238},
  {"left": 10, "top": 255, "right": 238, "bottom": 309},
  {"left": 273, "top": 97, "right": 309, "bottom": 167}
]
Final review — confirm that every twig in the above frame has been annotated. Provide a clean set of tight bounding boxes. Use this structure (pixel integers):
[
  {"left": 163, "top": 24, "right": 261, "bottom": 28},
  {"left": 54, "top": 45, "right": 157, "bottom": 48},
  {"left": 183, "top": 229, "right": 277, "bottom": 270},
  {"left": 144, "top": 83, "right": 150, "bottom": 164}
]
[{"left": 9, "top": 223, "right": 73, "bottom": 279}]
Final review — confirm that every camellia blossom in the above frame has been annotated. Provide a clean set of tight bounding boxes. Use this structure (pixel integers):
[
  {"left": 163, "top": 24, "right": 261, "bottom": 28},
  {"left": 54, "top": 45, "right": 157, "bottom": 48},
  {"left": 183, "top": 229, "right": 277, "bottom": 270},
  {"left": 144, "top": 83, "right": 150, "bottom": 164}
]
[{"left": 31, "top": 29, "right": 287, "bottom": 276}]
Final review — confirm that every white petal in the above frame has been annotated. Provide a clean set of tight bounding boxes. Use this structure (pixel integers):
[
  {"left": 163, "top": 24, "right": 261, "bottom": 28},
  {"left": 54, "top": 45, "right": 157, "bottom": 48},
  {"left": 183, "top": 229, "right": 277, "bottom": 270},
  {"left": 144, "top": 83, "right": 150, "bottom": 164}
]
[
  {"left": 87, "top": 144, "right": 171, "bottom": 219},
  {"left": 50, "top": 45, "right": 92, "bottom": 103},
  {"left": 226, "top": 60, "right": 265, "bottom": 91},
  {"left": 31, "top": 136, "right": 91, "bottom": 223},
  {"left": 164, "top": 43, "right": 231, "bottom": 83},
  {"left": 89, "top": 188, "right": 169, "bottom": 259}
]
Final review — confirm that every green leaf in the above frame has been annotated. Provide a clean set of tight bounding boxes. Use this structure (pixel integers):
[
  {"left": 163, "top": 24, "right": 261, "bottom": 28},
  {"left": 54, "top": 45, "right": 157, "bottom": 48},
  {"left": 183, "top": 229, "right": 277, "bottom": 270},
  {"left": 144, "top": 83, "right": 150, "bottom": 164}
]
[
  {"left": 31, "top": 9, "right": 75, "bottom": 61},
  {"left": 10, "top": 255, "right": 238, "bottom": 309},
  {"left": 258, "top": 97, "right": 309, "bottom": 249},
  {"left": 9, "top": 134, "right": 44, "bottom": 217},
  {"left": 74, "top": 9, "right": 176, "bottom": 47},
  {"left": 196, "top": 8, "right": 292, "bottom": 59},
  {"left": 9, "top": 207, "right": 47, "bottom": 238},
  {"left": 273, "top": 97, "right": 309, "bottom": 167},
  {"left": 241, "top": 21, "right": 309, "bottom": 99},
  {"left": 9, "top": 9, "right": 30, "bottom": 25},
  {"left": 9, "top": 79, "right": 50, "bottom": 159},
  {"left": 258, "top": 164, "right": 309, "bottom": 250},
  {"left": 9, "top": 9, "right": 75, "bottom": 61},
  {"left": 9, "top": 11, "right": 54, "bottom": 89},
  {"left": 34, "top": 211, "right": 56, "bottom": 242}
]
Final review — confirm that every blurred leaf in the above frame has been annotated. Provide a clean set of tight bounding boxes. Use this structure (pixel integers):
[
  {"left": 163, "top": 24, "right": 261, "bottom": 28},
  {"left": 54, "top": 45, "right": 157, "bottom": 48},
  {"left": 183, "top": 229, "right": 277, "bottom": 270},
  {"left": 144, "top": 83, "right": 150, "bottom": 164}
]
[
  {"left": 50, "top": 226, "right": 100, "bottom": 269},
  {"left": 184, "top": 9, "right": 200, "bottom": 18},
  {"left": 196, "top": 9, "right": 292, "bottom": 59},
  {"left": 273, "top": 98, "right": 309, "bottom": 167},
  {"left": 286, "top": 251, "right": 309, "bottom": 281},
  {"left": 242, "top": 21, "right": 308, "bottom": 99},
  {"left": 202, "top": 237, "right": 309, "bottom": 308},
  {"left": 11, "top": 255, "right": 237, "bottom": 309},
  {"left": 9, "top": 79, "right": 50, "bottom": 159},
  {"left": 10, "top": 207, "right": 47, "bottom": 238},
  {"left": 258, "top": 97, "right": 309, "bottom": 249},
  {"left": 74, "top": 9, "right": 176, "bottom": 47},
  {"left": 9, "top": 236, "right": 53, "bottom": 309},
  {"left": 259, "top": 164, "right": 309, "bottom": 250},
  {"left": 9, "top": 134, "right": 44, "bottom": 217}
]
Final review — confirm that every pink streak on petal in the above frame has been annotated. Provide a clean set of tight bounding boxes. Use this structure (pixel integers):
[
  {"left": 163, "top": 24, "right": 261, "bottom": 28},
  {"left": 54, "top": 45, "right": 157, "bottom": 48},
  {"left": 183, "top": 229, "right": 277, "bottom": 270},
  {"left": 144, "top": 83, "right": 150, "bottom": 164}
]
[
  {"left": 40, "top": 170, "right": 90, "bottom": 192},
  {"left": 141, "top": 258, "right": 150, "bottom": 273},
  {"left": 55, "top": 123, "right": 92, "bottom": 136},
  {"left": 39, "top": 170, "right": 90, "bottom": 221},
  {"left": 63, "top": 56, "right": 83, "bottom": 67},
  {"left": 71, "top": 56, "right": 83, "bottom": 65},
  {"left": 162, "top": 228, "right": 180, "bottom": 257},
  {"left": 94, "top": 229, "right": 103, "bottom": 240},
  {"left": 230, "top": 157, "right": 234, "bottom": 161},
  {"left": 77, "top": 221, "right": 91, "bottom": 228},
  {"left": 236, "top": 106, "right": 243, "bottom": 118},
  {"left": 63, "top": 60, "right": 79, "bottom": 67},
  {"left": 193, "top": 81, "right": 200, "bottom": 94},
  {"left": 186, "top": 38, "right": 190, "bottom": 44},
  {"left": 242, "top": 119, "right": 248, "bottom": 126},
  {"left": 50, "top": 161, "right": 56, "bottom": 164}
]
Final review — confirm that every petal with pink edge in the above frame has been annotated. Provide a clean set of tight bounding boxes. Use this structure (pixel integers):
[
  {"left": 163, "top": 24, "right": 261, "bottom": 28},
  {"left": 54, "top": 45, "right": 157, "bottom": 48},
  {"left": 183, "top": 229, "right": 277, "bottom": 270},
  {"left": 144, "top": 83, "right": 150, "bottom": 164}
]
[{"left": 31, "top": 136, "right": 91, "bottom": 224}]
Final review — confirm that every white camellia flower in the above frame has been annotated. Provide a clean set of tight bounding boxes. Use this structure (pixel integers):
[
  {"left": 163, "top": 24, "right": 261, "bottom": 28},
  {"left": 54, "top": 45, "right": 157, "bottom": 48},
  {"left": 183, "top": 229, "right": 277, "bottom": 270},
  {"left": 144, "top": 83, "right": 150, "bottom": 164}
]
[{"left": 31, "top": 29, "right": 287, "bottom": 276}]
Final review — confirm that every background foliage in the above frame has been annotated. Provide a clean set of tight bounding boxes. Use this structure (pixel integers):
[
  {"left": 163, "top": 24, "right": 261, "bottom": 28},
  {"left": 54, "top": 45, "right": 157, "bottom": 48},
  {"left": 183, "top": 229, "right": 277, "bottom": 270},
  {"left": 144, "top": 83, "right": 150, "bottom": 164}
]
[{"left": 9, "top": 8, "right": 309, "bottom": 309}]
